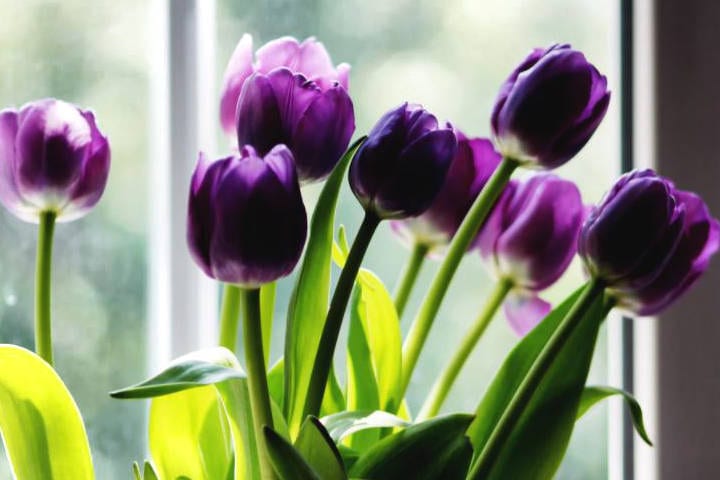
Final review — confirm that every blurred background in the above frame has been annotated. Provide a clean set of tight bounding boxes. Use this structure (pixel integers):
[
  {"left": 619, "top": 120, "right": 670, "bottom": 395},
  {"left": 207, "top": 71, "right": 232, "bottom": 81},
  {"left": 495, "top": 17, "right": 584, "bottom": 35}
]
[{"left": 0, "top": 0, "right": 618, "bottom": 477}]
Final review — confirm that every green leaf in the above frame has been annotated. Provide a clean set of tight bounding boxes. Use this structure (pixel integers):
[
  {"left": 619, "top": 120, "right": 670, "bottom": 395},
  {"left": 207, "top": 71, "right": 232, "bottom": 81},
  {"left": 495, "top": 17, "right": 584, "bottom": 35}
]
[
  {"left": 148, "top": 386, "right": 233, "bottom": 480},
  {"left": 261, "top": 281, "right": 277, "bottom": 367},
  {"left": 466, "top": 285, "right": 609, "bottom": 479},
  {"left": 268, "top": 357, "right": 285, "bottom": 413},
  {"left": 143, "top": 462, "right": 158, "bottom": 480},
  {"left": 578, "top": 385, "right": 652, "bottom": 445},
  {"left": 321, "top": 410, "right": 410, "bottom": 443},
  {"left": 264, "top": 426, "right": 321, "bottom": 480},
  {"left": 132, "top": 462, "right": 141, "bottom": 480},
  {"left": 336, "top": 445, "right": 360, "bottom": 472},
  {"left": 295, "top": 417, "right": 347, "bottom": 480},
  {"left": 350, "top": 414, "right": 474, "bottom": 480},
  {"left": 320, "top": 366, "right": 346, "bottom": 416},
  {"left": 0, "top": 345, "right": 95, "bottom": 480},
  {"left": 285, "top": 137, "right": 366, "bottom": 438},
  {"left": 111, "top": 347, "right": 258, "bottom": 480}
]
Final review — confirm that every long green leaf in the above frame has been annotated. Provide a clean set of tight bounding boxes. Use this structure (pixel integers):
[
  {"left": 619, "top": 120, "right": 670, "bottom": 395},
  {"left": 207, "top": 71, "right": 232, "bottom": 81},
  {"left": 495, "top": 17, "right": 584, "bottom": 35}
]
[
  {"left": 349, "top": 414, "right": 474, "bottom": 480},
  {"left": 295, "top": 417, "right": 347, "bottom": 480},
  {"left": 111, "top": 347, "right": 258, "bottom": 480},
  {"left": 0, "top": 345, "right": 94, "bottom": 479},
  {"left": 321, "top": 411, "right": 410, "bottom": 443},
  {"left": 285, "top": 137, "right": 365, "bottom": 437},
  {"left": 467, "top": 286, "right": 609, "bottom": 479},
  {"left": 578, "top": 385, "right": 652, "bottom": 445},
  {"left": 264, "top": 426, "right": 321, "bottom": 480},
  {"left": 147, "top": 386, "right": 233, "bottom": 480},
  {"left": 143, "top": 462, "right": 159, "bottom": 480}
]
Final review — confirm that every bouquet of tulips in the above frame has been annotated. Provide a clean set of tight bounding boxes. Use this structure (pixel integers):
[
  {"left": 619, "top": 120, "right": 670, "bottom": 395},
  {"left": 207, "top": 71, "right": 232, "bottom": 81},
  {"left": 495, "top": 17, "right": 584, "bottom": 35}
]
[{"left": 0, "top": 35, "right": 717, "bottom": 480}]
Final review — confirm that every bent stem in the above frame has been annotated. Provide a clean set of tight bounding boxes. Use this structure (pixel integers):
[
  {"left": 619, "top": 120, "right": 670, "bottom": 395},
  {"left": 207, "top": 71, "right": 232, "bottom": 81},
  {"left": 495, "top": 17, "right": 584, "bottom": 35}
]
[
  {"left": 417, "top": 278, "right": 513, "bottom": 420},
  {"left": 467, "top": 278, "right": 606, "bottom": 480},
  {"left": 393, "top": 242, "right": 429, "bottom": 318},
  {"left": 302, "top": 211, "right": 381, "bottom": 420},
  {"left": 241, "top": 287, "right": 277, "bottom": 480},
  {"left": 400, "top": 157, "right": 518, "bottom": 398},
  {"left": 219, "top": 284, "right": 242, "bottom": 352},
  {"left": 35, "top": 210, "right": 56, "bottom": 366}
]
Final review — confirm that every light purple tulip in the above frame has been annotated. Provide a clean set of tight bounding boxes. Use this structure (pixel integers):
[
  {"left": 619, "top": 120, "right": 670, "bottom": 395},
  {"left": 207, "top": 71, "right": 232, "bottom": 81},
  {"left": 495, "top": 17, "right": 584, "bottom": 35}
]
[
  {"left": 477, "top": 173, "right": 584, "bottom": 334},
  {"left": 187, "top": 145, "right": 307, "bottom": 286},
  {"left": 492, "top": 44, "right": 610, "bottom": 169},
  {"left": 0, "top": 99, "right": 110, "bottom": 223},
  {"left": 579, "top": 169, "right": 720, "bottom": 315},
  {"left": 391, "top": 131, "right": 501, "bottom": 249}
]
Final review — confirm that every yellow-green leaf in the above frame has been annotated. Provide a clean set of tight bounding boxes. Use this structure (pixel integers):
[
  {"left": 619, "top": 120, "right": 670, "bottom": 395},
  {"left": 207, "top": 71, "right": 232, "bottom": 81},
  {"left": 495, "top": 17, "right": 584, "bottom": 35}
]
[{"left": 0, "top": 345, "right": 94, "bottom": 480}]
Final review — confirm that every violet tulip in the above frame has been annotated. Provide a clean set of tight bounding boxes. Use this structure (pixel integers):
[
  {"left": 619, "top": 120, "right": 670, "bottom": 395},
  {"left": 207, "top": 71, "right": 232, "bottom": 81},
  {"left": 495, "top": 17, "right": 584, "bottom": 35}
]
[
  {"left": 0, "top": 98, "right": 111, "bottom": 223},
  {"left": 491, "top": 44, "right": 610, "bottom": 169},
  {"left": 392, "top": 132, "right": 502, "bottom": 248},
  {"left": 349, "top": 103, "right": 457, "bottom": 220},
  {"left": 477, "top": 174, "right": 584, "bottom": 334},
  {"left": 579, "top": 169, "right": 720, "bottom": 315},
  {"left": 225, "top": 35, "right": 355, "bottom": 182},
  {"left": 187, "top": 145, "right": 307, "bottom": 286}
]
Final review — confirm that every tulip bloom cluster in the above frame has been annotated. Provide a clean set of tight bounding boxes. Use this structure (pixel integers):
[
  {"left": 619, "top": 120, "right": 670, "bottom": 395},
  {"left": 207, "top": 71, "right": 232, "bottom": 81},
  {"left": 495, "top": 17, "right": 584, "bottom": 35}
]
[{"left": 0, "top": 34, "right": 718, "bottom": 480}]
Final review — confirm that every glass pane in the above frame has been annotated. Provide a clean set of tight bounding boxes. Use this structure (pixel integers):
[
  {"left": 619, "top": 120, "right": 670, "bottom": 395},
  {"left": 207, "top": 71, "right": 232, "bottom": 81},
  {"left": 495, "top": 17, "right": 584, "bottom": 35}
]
[
  {"left": 217, "top": 0, "right": 618, "bottom": 477},
  {"left": 0, "top": 1, "right": 150, "bottom": 477}
]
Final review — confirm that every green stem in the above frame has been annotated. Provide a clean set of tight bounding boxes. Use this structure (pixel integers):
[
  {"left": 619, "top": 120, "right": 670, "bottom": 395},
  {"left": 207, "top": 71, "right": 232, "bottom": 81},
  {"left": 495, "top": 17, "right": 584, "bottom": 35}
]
[
  {"left": 393, "top": 242, "right": 429, "bottom": 318},
  {"left": 35, "top": 210, "right": 56, "bottom": 365},
  {"left": 400, "top": 157, "right": 518, "bottom": 398},
  {"left": 241, "top": 287, "right": 277, "bottom": 480},
  {"left": 219, "top": 284, "right": 242, "bottom": 352},
  {"left": 303, "top": 211, "right": 380, "bottom": 420},
  {"left": 467, "top": 278, "right": 606, "bottom": 480},
  {"left": 417, "top": 278, "right": 513, "bottom": 421}
]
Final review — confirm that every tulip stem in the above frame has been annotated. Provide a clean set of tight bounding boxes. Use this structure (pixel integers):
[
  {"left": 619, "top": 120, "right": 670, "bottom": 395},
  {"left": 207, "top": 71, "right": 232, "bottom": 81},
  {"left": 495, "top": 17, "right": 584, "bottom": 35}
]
[
  {"left": 417, "top": 278, "right": 513, "bottom": 421},
  {"left": 393, "top": 242, "right": 429, "bottom": 318},
  {"left": 219, "top": 284, "right": 243, "bottom": 353},
  {"left": 303, "top": 211, "right": 380, "bottom": 420},
  {"left": 34, "top": 210, "right": 56, "bottom": 366},
  {"left": 241, "top": 287, "right": 277, "bottom": 480},
  {"left": 400, "top": 157, "right": 518, "bottom": 399},
  {"left": 467, "top": 278, "right": 606, "bottom": 480}
]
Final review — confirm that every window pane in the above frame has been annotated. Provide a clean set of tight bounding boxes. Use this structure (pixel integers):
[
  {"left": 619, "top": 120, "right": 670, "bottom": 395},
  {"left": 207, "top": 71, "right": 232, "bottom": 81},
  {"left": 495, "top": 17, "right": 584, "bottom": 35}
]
[
  {"left": 0, "top": 1, "right": 150, "bottom": 477},
  {"left": 217, "top": 0, "right": 618, "bottom": 477}
]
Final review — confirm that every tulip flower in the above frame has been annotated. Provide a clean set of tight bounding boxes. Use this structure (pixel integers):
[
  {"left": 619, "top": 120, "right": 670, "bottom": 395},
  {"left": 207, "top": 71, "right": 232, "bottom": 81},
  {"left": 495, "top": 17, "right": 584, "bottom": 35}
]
[
  {"left": 417, "top": 173, "right": 584, "bottom": 420},
  {"left": 389, "top": 132, "right": 500, "bottom": 316},
  {"left": 187, "top": 145, "right": 307, "bottom": 287},
  {"left": 220, "top": 34, "right": 350, "bottom": 136},
  {"left": 0, "top": 98, "right": 111, "bottom": 366},
  {"left": 579, "top": 169, "right": 720, "bottom": 315},
  {"left": 349, "top": 103, "right": 457, "bottom": 219},
  {"left": 491, "top": 44, "right": 610, "bottom": 169},
  {"left": 0, "top": 99, "right": 110, "bottom": 223},
  {"left": 222, "top": 35, "right": 354, "bottom": 182}
]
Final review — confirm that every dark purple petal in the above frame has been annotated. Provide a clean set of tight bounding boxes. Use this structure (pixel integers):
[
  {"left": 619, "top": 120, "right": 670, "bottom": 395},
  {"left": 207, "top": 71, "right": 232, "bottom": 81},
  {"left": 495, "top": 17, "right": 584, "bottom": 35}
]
[
  {"left": 0, "top": 108, "right": 25, "bottom": 215},
  {"left": 372, "top": 128, "right": 457, "bottom": 218},
  {"left": 504, "top": 291, "right": 552, "bottom": 336},
  {"left": 220, "top": 34, "right": 254, "bottom": 136},
  {"left": 476, "top": 181, "right": 518, "bottom": 262},
  {"left": 290, "top": 84, "right": 355, "bottom": 180},
  {"left": 236, "top": 72, "right": 284, "bottom": 155}
]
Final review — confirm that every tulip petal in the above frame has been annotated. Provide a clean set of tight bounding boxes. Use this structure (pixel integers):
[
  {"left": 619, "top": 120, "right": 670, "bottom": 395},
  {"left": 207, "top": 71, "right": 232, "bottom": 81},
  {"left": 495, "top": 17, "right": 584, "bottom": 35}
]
[
  {"left": 291, "top": 85, "right": 355, "bottom": 180},
  {"left": 236, "top": 73, "right": 284, "bottom": 156},
  {"left": 255, "top": 36, "right": 302, "bottom": 73},
  {"left": 504, "top": 291, "right": 552, "bottom": 336},
  {"left": 220, "top": 34, "right": 254, "bottom": 135},
  {"left": 0, "top": 109, "right": 27, "bottom": 215}
]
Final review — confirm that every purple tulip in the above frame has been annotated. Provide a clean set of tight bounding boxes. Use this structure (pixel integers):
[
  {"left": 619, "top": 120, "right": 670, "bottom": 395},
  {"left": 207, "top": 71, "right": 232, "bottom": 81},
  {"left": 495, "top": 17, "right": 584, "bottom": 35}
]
[
  {"left": 491, "top": 44, "right": 610, "bottom": 169},
  {"left": 579, "top": 169, "right": 720, "bottom": 315},
  {"left": 391, "top": 131, "right": 501, "bottom": 248},
  {"left": 220, "top": 34, "right": 350, "bottom": 136},
  {"left": 0, "top": 99, "right": 110, "bottom": 223},
  {"left": 477, "top": 173, "right": 584, "bottom": 334},
  {"left": 349, "top": 103, "right": 457, "bottom": 220},
  {"left": 187, "top": 145, "right": 307, "bottom": 286}
]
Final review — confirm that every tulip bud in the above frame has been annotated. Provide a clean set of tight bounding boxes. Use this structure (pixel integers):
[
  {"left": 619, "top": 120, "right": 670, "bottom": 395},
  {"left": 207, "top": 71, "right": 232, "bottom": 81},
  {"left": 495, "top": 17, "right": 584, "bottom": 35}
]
[
  {"left": 579, "top": 169, "right": 720, "bottom": 315},
  {"left": 477, "top": 174, "right": 584, "bottom": 334},
  {"left": 491, "top": 44, "right": 610, "bottom": 169},
  {"left": 391, "top": 132, "right": 501, "bottom": 248},
  {"left": 349, "top": 103, "right": 457, "bottom": 220},
  {"left": 221, "top": 34, "right": 350, "bottom": 137},
  {"left": 0, "top": 99, "right": 110, "bottom": 223},
  {"left": 235, "top": 68, "right": 355, "bottom": 182},
  {"left": 187, "top": 145, "right": 307, "bottom": 286}
]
